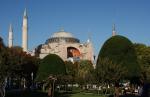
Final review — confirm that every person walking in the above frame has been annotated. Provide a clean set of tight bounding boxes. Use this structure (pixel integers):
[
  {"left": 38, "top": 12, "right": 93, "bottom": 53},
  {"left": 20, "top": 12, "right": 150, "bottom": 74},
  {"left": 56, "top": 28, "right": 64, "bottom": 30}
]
[
  {"left": 114, "top": 82, "right": 120, "bottom": 97},
  {"left": 139, "top": 77, "right": 150, "bottom": 97}
]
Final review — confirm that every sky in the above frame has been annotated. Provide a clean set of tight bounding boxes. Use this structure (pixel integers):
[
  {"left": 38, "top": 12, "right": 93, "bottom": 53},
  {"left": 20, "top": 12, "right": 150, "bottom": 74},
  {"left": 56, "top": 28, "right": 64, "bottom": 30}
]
[{"left": 0, "top": 0, "right": 150, "bottom": 56}]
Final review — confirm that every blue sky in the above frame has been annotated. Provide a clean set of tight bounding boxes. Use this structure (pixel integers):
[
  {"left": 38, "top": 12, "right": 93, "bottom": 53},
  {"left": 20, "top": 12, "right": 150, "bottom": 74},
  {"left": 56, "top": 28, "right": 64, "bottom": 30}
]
[{"left": 0, "top": 0, "right": 150, "bottom": 56}]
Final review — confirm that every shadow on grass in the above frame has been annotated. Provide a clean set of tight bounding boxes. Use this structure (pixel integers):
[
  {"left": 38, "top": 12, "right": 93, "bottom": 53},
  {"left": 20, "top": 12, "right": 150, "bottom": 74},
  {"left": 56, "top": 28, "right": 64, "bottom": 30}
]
[
  {"left": 6, "top": 90, "right": 71, "bottom": 97},
  {"left": 6, "top": 90, "right": 141, "bottom": 97}
]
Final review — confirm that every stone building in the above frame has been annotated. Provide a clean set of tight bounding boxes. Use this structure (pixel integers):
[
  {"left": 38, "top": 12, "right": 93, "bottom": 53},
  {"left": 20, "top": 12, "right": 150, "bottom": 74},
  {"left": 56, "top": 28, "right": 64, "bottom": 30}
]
[{"left": 36, "top": 29, "right": 94, "bottom": 62}]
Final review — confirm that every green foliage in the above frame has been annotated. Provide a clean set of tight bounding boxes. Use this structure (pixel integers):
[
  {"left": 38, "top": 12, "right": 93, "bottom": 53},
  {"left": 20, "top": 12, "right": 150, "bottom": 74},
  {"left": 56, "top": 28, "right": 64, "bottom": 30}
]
[
  {"left": 96, "top": 58, "right": 127, "bottom": 83},
  {"left": 134, "top": 43, "right": 150, "bottom": 81},
  {"left": 64, "top": 60, "right": 95, "bottom": 87},
  {"left": 6, "top": 47, "right": 23, "bottom": 76},
  {"left": 77, "top": 60, "right": 95, "bottom": 84},
  {"left": 0, "top": 37, "right": 8, "bottom": 83},
  {"left": 64, "top": 61, "right": 77, "bottom": 84},
  {"left": 0, "top": 37, "right": 5, "bottom": 47},
  {"left": 7, "top": 46, "right": 39, "bottom": 78},
  {"left": 4, "top": 46, "right": 39, "bottom": 88},
  {"left": 36, "top": 54, "right": 66, "bottom": 81},
  {"left": 65, "top": 61, "right": 76, "bottom": 76},
  {"left": 97, "top": 35, "right": 140, "bottom": 79}
]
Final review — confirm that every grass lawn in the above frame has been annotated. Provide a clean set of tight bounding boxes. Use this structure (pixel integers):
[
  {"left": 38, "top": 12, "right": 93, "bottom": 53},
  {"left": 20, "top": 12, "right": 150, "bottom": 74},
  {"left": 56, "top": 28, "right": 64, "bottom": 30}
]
[
  {"left": 70, "top": 93, "right": 106, "bottom": 97},
  {"left": 5, "top": 90, "right": 139, "bottom": 97},
  {"left": 6, "top": 90, "right": 48, "bottom": 97},
  {"left": 5, "top": 90, "right": 106, "bottom": 97}
]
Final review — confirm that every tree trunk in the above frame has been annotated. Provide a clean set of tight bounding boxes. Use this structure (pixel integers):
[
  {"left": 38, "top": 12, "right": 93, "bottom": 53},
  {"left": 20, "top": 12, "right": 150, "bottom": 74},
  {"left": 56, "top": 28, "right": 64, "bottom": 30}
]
[
  {"left": 114, "top": 87, "right": 119, "bottom": 97},
  {"left": 48, "top": 87, "right": 52, "bottom": 97}
]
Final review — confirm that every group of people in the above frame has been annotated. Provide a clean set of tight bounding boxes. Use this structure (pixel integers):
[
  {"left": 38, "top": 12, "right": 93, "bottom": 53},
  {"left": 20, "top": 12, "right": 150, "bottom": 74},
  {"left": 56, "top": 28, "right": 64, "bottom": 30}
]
[{"left": 114, "top": 78, "right": 150, "bottom": 97}]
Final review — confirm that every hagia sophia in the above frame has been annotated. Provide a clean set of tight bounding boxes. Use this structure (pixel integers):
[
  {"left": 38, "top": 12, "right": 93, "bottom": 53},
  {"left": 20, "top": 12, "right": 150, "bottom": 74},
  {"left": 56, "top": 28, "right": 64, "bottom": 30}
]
[
  {"left": 4, "top": 9, "right": 97, "bottom": 63},
  {"left": 2, "top": 9, "right": 118, "bottom": 64},
  {"left": 36, "top": 28, "right": 94, "bottom": 62}
]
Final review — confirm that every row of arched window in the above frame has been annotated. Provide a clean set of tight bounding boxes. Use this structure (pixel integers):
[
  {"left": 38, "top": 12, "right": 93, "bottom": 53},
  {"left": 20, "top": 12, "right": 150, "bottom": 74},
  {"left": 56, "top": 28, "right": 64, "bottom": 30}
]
[{"left": 45, "top": 37, "right": 80, "bottom": 44}]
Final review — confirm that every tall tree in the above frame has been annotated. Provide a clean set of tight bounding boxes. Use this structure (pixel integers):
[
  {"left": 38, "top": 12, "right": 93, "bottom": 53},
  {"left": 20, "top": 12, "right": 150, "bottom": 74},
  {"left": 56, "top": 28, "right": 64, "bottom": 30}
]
[
  {"left": 6, "top": 46, "right": 39, "bottom": 89},
  {"left": 96, "top": 58, "right": 127, "bottom": 84},
  {"left": 97, "top": 35, "right": 140, "bottom": 79},
  {"left": 0, "top": 37, "right": 9, "bottom": 97},
  {"left": 6, "top": 46, "right": 23, "bottom": 77},
  {"left": 0, "top": 37, "right": 8, "bottom": 83},
  {"left": 77, "top": 60, "right": 95, "bottom": 85},
  {"left": 36, "top": 54, "right": 66, "bottom": 96},
  {"left": 65, "top": 61, "right": 76, "bottom": 84},
  {"left": 36, "top": 54, "right": 66, "bottom": 81},
  {"left": 134, "top": 43, "right": 150, "bottom": 81}
]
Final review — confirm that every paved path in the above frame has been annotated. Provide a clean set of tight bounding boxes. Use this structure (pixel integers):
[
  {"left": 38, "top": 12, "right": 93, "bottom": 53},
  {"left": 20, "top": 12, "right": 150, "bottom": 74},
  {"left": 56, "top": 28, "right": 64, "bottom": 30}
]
[
  {"left": 120, "top": 94, "right": 140, "bottom": 97},
  {"left": 109, "top": 94, "right": 140, "bottom": 97}
]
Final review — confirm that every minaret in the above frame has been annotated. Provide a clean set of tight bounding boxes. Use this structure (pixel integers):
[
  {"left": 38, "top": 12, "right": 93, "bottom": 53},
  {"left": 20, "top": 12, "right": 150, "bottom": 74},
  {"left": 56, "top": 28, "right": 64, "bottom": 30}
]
[
  {"left": 22, "top": 8, "right": 28, "bottom": 52},
  {"left": 112, "top": 24, "right": 116, "bottom": 36},
  {"left": 8, "top": 24, "right": 13, "bottom": 48}
]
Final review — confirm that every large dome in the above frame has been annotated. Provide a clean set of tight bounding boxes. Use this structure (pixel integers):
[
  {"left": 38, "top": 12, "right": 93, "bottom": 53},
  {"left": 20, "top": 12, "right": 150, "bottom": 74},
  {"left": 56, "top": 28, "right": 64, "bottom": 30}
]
[
  {"left": 46, "top": 29, "right": 80, "bottom": 44},
  {"left": 52, "top": 31, "right": 74, "bottom": 38}
]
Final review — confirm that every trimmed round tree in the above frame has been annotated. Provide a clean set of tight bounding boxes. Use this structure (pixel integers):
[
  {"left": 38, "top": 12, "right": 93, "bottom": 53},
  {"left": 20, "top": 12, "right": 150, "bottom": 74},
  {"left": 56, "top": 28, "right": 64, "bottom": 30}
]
[
  {"left": 36, "top": 54, "right": 66, "bottom": 81},
  {"left": 97, "top": 35, "right": 140, "bottom": 80}
]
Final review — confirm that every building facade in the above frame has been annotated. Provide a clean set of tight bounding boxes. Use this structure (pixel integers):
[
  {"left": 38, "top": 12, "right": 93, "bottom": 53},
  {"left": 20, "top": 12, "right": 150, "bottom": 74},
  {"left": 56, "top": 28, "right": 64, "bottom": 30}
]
[
  {"left": 5, "top": 8, "right": 95, "bottom": 63},
  {"left": 36, "top": 29, "right": 94, "bottom": 62}
]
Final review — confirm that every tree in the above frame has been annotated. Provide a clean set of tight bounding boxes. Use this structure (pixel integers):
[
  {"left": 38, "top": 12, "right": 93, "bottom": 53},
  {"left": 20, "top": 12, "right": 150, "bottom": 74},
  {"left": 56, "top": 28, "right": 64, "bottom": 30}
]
[
  {"left": 0, "top": 38, "right": 39, "bottom": 96},
  {"left": 0, "top": 41, "right": 6, "bottom": 82},
  {"left": 6, "top": 46, "right": 39, "bottom": 89},
  {"left": 0, "top": 37, "right": 4, "bottom": 48},
  {"left": 97, "top": 35, "right": 140, "bottom": 79},
  {"left": 6, "top": 47, "right": 23, "bottom": 77},
  {"left": 77, "top": 60, "right": 95, "bottom": 86},
  {"left": 0, "top": 37, "right": 9, "bottom": 97},
  {"left": 21, "top": 54, "right": 39, "bottom": 89},
  {"left": 96, "top": 58, "right": 127, "bottom": 84},
  {"left": 64, "top": 60, "right": 95, "bottom": 90},
  {"left": 65, "top": 61, "right": 76, "bottom": 84},
  {"left": 36, "top": 54, "right": 66, "bottom": 81},
  {"left": 134, "top": 43, "right": 150, "bottom": 81},
  {"left": 36, "top": 54, "right": 66, "bottom": 96},
  {"left": 96, "top": 58, "right": 128, "bottom": 95},
  {"left": 36, "top": 54, "right": 66, "bottom": 97}
]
